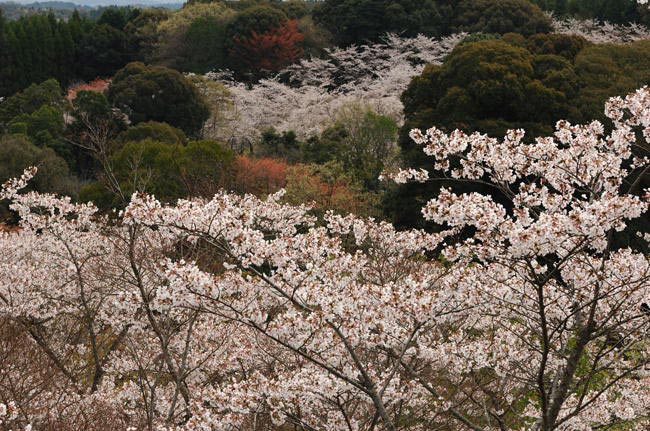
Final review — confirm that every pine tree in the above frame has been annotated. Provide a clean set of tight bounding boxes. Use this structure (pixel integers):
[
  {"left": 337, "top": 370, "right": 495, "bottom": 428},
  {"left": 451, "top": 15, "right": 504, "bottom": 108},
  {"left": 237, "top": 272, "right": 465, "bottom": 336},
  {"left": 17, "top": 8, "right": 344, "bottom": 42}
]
[
  {"left": 0, "top": 11, "right": 10, "bottom": 97},
  {"left": 58, "top": 23, "right": 76, "bottom": 86}
]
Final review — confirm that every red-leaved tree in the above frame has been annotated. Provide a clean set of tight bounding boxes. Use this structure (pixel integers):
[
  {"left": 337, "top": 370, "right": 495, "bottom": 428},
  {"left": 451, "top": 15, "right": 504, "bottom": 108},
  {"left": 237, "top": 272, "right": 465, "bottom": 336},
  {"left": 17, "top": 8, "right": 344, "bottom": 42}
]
[
  {"left": 233, "top": 155, "right": 288, "bottom": 196},
  {"left": 230, "top": 19, "right": 304, "bottom": 74},
  {"left": 66, "top": 79, "right": 111, "bottom": 101}
]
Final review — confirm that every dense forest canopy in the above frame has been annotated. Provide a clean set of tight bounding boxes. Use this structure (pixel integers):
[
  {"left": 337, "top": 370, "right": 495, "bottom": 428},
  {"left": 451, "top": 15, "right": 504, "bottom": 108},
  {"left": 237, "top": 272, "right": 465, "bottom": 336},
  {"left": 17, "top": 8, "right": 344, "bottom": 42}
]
[{"left": 0, "top": 0, "right": 649, "bottom": 430}]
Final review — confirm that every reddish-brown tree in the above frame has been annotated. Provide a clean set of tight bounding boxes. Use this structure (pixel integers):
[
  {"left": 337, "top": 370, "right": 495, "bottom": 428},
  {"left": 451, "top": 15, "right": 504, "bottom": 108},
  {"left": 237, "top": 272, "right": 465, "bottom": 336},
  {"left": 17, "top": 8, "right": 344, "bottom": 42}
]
[
  {"left": 233, "top": 155, "right": 288, "bottom": 196},
  {"left": 230, "top": 19, "right": 305, "bottom": 73},
  {"left": 284, "top": 162, "right": 377, "bottom": 217},
  {"left": 66, "top": 79, "right": 111, "bottom": 101}
]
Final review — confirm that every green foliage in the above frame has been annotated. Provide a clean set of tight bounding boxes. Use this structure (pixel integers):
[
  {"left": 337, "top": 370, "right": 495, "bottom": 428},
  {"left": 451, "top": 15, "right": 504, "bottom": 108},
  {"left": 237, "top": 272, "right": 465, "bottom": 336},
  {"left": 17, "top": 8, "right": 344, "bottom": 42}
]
[
  {"left": 0, "top": 11, "right": 11, "bottom": 92},
  {"left": 155, "top": 3, "right": 235, "bottom": 72},
  {"left": 97, "top": 6, "right": 137, "bottom": 31},
  {"left": 0, "top": 14, "right": 75, "bottom": 96},
  {"left": 107, "top": 62, "right": 210, "bottom": 137},
  {"left": 530, "top": 0, "right": 569, "bottom": 15},
  {"left": 223, "top": 0, "right": 285, "bottom": 10},
  {"left": 402, "top": 39, "right": 571, "bottom": 139},
  {"left": 183, "top": 17, "right": 230, "bottom": 73},
  {"left": 314, "top": 0, "right": 442, "bottom": 46},
  {"left": 304, "top": 104, "right": 399, "bottom": 190},
  {"left": 0, "top": 79, "right": 73, "bottom": 165},
  {"left": 227, "top": 4, "right": 287, "bottom": 38},
  {"left": 178, "top": 139, "right": 235, "bottom": 196},
  {"left": 158, "top": 2, "right": 234, "bottom": 36},
  {"left": 0, "top": 134, "right": 77, "bottom": 203},
  {"left": 459, "top": 32, "right": 501, "bottom": 45},
  {"left": 99, "top": 138, "right": 234, "bottom": 204},
  {"left": 453, "top": 0, "right": 552, "bottom": 36},
  {"left": 0, "top": 9, "right": 142, "bottom": 97},
  {"left": 8, "top": 105, "right": 70, "bottom": 160},
  {"left": 532, "top": 0, "right": 648, "bottom": 25},
  {"left": 574, "top": 40, "right": 650, "bottom": 123},
  {"left": 119, "top": 121, "right": 187, "bottom": 146},
  {"left": 124, "top": 8, "right": 170, "bottom": 63},
  {"left": 76, "top": 23, "right": 134, "bottom": 81},
  {"left": 333, "top": 105, "right": 399, "bottom": 190},
  {"left": 383, "top": 0, "right": 444, "bottom": 38},
  {"left": 314, "top": 0, "right": 552, "bottom": 45},
  {"left": 280, "top": 0, "right": 310, "bottom": 19},
  {"left": 301, "top": 125, "right": 347, "bottom": 165},
  {"left": 110, "top": 139, "right": 184, "bottom": 202},
  {"left": 9, "top": 105, "right": 64, "bottom": 143},
  {"left": 0, "top": 79, "right": 63, "bottom": 130},
  {"left": 524, "top": 33, "right": 589, "bottom": 60},
  {"left": 258, "top": 129, "right": 302, "bottom": 162},
  {"left": 70, "top": 90, "right": 112, "bottom": 120}
]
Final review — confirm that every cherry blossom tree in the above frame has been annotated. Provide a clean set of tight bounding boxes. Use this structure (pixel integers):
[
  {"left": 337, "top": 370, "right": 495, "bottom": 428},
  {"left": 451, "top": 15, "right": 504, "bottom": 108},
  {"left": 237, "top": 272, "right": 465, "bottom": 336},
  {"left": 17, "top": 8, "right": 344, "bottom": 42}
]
[
  {"left": 383, "top": 87, "right": 650, "bottom": 431},
  {"left": 0, "top": 170, "right": 239, "bottom": 430},
  {"left": 1, "top": 86, "right": 649, "bottom": 431},
  {"left": 547, "top": 0, "right": 650, "bottom": 43},
  {"left": 124, "top": 88, "right": 649, "bottom": 430},
  {"left": 552, "top": 17, "right": 650, "bottom": 44}
]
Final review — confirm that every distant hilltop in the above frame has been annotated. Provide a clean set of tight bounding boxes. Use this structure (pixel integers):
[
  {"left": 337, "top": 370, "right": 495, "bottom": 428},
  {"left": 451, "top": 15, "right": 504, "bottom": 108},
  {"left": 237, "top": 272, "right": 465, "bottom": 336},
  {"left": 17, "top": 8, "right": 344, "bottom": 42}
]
[
  {"left": 0, "top": 0, "right": 182, "bottom": 20},
  {"left": 1, "top": 0, "right": 183, "bottom": 8}
]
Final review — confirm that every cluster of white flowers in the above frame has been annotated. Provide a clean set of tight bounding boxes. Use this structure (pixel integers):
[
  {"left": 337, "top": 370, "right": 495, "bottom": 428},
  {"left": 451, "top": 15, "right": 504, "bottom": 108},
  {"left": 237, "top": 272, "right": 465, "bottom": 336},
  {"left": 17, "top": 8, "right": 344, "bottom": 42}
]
[
  {"left": 201, "top": 33, "right": 465, "bottom": 143},
  {"left": 553, "top": 17, "right": 650, "bottom": 44}
]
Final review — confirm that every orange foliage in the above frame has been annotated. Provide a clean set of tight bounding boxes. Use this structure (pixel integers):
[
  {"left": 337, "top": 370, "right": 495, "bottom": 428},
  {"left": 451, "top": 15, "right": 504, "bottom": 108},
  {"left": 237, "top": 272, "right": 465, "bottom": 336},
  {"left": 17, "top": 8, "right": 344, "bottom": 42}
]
[
  {"left": 284, "top": 164, "right": 376, "bottom": 217},
  {"left": 233, "top": 155, "right": 288, "bottom": 196},
  {"left": 231, "top": 19, "right": 305, "bottom": 72},
  {"left": 66, "top": 78, "right": 111, "bottom": 101}
]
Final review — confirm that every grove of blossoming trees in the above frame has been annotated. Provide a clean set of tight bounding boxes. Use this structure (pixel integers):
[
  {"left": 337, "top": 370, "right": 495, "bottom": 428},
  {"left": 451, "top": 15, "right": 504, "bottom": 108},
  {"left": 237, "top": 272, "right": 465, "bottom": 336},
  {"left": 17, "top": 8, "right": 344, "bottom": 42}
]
[
  {"left": 204, "top": 33, "right": 466, "bottom": 144},
  {"left": 202, "top": 19, "right": 650, "bottom": 148},
  {"left": 1, "top": 79, "right": 649, "bottom": 431}
]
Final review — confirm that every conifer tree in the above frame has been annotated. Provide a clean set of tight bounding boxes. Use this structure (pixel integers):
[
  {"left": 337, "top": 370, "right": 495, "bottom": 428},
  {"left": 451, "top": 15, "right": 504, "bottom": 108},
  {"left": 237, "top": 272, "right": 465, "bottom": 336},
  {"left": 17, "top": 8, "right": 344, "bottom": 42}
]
[{"left": 0, "top": 11, "right": 10, "bottom": 95}]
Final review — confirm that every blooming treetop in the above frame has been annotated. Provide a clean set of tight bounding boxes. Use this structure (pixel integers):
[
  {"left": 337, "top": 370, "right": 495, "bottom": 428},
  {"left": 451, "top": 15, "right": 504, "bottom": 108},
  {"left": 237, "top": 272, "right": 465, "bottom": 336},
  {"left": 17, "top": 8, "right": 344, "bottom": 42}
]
[{"left": 552, "top": 17, "right": 650, "bottom": 44}]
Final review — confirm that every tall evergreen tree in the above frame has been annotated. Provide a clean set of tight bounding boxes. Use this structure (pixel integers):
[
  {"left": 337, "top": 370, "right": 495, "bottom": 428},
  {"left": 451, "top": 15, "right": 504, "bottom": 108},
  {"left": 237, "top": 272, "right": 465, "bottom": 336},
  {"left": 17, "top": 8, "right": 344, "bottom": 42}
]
[{"left": 0, "top": 11, "right": 10, "bottom": 95}]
